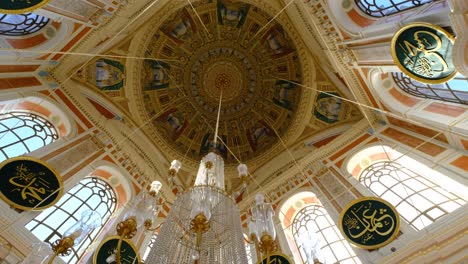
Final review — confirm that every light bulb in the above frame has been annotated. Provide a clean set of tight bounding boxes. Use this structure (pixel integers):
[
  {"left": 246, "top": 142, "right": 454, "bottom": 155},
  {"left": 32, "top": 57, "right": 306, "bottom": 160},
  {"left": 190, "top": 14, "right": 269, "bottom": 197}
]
[
  {"left": 237, "top": 164, "right": 248, "bottom": 177},
  {"left": 169, "top": 160, "right": 182, "bottom": 175},
  {"left": 191, "top": 250, "right": 200, "bottom": 260}
]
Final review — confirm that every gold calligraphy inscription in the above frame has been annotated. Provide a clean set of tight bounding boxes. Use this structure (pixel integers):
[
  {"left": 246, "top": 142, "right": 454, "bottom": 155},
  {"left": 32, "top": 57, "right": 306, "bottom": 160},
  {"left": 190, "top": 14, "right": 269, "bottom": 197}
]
[
  {"left": 343, "top": 200, "right": 397, "bottom": 246},
  {"left": 398, "top": 30, "right": 449, "bottom": 78},
  {"left": 9, "top": 163, "right": 51, "bottom": 205}
]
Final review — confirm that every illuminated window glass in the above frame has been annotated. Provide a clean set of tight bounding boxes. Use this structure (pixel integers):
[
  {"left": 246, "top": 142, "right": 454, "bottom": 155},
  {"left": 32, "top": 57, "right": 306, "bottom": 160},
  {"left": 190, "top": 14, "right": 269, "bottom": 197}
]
[
  {"left": 355, "top": 0, "right": 434, "bottom": 17},
  {"left": 142, "top": 233, "right": 158, "bottom": 263},
  {"left": 0, "top": 13, "right": 49, "bottom": 36},
  {"left": 359, "top": 161, "right": 466, "bottom": 230},
  {"left": 0, "top": 112, "right": 58, "bottom": 162},
  {"left": 292, "top": 205, "right": 360, "bottom": 264},
  {"left": 392, "top": 72, "right": 468, "bottom": 105},
  {"left": 25, "top": 177, "right": 117, "bottom": 264}
]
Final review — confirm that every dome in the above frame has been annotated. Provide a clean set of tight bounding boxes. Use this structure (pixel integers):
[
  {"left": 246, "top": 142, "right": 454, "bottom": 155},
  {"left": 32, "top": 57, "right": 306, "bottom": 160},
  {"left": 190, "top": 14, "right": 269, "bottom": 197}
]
[{"left": 130, "top": 0, "right": 313, "bottom": 168}]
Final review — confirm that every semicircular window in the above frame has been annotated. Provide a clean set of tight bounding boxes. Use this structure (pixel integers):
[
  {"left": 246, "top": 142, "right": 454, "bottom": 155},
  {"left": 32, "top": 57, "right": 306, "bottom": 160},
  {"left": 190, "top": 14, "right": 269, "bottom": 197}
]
[
  {"left": 355, "top": 0, "right": 434, "bottom": 17},
  {"left": 392, "top": 72, "right": 468, "bottom": 105},
  {"left": 0, "top": 111, "right": 58, "bottom": 162},
  {"left": 0, "top": 13, "right": 49, "bottom": 36},
  {"left": 359, "top": 160, "right": 466, "bottom": 230},
  {"left": 292, "top": 204, "right": 360, "bottom": 263},
  {"left": 25, "top": 177, "right": 117, "bottom": 264}
]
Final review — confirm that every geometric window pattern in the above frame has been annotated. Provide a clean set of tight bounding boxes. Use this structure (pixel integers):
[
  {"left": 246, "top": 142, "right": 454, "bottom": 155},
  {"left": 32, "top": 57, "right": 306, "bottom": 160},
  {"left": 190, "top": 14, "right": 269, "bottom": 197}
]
[
  {"left": 359, "top": 161, "right": 466, "bottom": 231},
  {"left": 291, "top": 205, "right": 360, "bottom": 264},
  {"left": 0, "top": 13, "right": 49, "bottom": 36},
  {"left": 355, "top": 0, "right": 434, "bottom": 17},
  {"left": 392, "top": 72, "right": 468, "bottom": 105},
  {"left": 0, "top": 111, "right": 58, "bottom": 162},
  {"left": 25, "top": 177, "right": 117, "bottom": 264}
]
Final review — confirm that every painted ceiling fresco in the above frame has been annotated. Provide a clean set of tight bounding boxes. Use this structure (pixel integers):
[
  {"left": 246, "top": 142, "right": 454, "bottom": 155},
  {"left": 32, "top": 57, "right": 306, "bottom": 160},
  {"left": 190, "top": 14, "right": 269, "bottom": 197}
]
[{"left": 138, "top": 0, "right": 304, "bottom": 164}]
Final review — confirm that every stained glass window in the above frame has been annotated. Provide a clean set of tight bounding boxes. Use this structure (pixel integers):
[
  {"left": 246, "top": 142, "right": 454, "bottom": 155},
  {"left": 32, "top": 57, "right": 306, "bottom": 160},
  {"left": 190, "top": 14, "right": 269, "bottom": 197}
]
[
  {"left": 359, "top": 161, "right": 466, "bottom": 230},
  {"left": 355, "top": 0, "right": 434, "bottom": 17},
  {"left": 0, "top": 13, "right": 49, "bottom": 36},
  {"left": 0, "top": 112, "right": 58, "bottom": 162},
  {"left": 26, "top": 177, "right": 117, "bottom": 264},
  {"left": 292, "top": 204, "right": 360, "bottom": 264},
  {"left": 392, "top": 72, "right": 468, "bottom": 105}
]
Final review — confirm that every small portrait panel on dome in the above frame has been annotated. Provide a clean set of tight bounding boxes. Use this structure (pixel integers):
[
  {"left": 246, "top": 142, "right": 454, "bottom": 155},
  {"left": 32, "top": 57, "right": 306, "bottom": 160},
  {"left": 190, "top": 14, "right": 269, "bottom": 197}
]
[
  {"left": 314, "top": 92, "right": 343, "bottom": 124},
  {"left": 272, "top": 80, "right": 298, "bottom": 110},
  {"left": 156, "top": 108, "right": 188, "bottom": 140},
  {"left": 95, "top": 59, "right": 125, "bottom": 91},
  {"left": 247, "top": 120, "right": 274, "bottom": 151},
  {"left": 161, "top": 7, "right": 197, "bottom": 44},
  {"left": 217, "top": 0, "right": 250, "bottom": 28},
  {"left": 143, "top": 60, "right": 170, "bottom": 90},
  {"left": 263, "top": 26, "right": 294, "bottom": 58}
]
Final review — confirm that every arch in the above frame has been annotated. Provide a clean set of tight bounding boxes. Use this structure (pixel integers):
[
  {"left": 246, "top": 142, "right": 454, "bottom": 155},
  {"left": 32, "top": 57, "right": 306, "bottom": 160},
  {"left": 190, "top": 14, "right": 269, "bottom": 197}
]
[
  {"left": 324, "top": 0, "right": 448, "bottom": 38},
  {"left": 368, "top": 70, "right": 467, "bottom": 134},
  {"left": 355, "top": 0, "right": 434, "bottom": 18},
  {"left": 88, "top": 161, "right": 134, "bottom": 208},
  {"left": 0, "top": 111, "right": 58, "bottom": 162},
  {"left": 0, "top": 13, "right": 49, "bottom": 36},
  {"left": 346, "top": 145, "right": 467, "bottom": 231},
  {"left": 279, "top": 191, "right": 360, "bottom": 263},
  {"left": 0, "top": 95, "right": 75, "bottom": 137},
  {"left": 25, "top": 177, "right": 117, "bottom": 264},
  {"left": 392, "top": 72, "right": 468, "bottom": 105}
]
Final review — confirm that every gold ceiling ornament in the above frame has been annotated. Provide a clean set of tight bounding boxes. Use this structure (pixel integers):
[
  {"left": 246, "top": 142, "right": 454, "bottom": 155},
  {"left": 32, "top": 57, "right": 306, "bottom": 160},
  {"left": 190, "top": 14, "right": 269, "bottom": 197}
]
[{"left": 125, "top": 0, "right": 315, "bottom": 178}]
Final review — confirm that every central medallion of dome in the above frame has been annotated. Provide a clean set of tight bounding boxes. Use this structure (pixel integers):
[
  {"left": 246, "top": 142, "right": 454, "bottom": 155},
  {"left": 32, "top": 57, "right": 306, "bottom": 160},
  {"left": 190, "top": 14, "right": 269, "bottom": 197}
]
[
  {"left": 206, "top": 62, "right": 240, "bottom": 100},
  {"left": 188, "top": 43, "right": 260, "bottom": 119},
  {"left": 137, "top": 0, "right": 307, "bottom": 165}
]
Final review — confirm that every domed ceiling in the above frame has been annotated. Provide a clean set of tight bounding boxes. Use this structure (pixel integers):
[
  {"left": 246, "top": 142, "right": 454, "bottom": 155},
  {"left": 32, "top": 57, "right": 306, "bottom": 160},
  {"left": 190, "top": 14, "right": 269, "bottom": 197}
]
[{"left": 131, "top": 0, "right": 313, "bottom": 166}]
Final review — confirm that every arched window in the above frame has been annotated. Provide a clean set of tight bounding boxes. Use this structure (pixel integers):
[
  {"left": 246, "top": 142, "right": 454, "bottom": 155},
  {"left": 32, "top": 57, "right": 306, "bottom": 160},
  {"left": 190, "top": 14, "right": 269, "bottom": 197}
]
[
  {"left": 0, "top": 13, "right": 49, "bottom": 36},
  {"left": 25, "top": 177, "right": 117, "bottom": 263},
  {"left": 292, "top": 204, "right": 360, "bottom": 264},
  {"left": 279, "top": 192, "right": 360, "bottom": 264},
  {"left": 355, "top": 0, "right": 434, "bottom": 17},
  {"left": 0, "top": 111, "right": 58, "bottom": 162},
  {"left": 392, "top": 72, "right": 468, "bottom": 105},
  {"left": 359, "top": 160, "right": 466, "bottom": 230}
]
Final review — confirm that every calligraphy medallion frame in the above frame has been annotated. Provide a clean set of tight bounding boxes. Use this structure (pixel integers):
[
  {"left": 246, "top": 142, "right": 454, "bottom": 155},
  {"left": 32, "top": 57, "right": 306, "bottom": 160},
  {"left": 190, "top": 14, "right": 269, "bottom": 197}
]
[
  {"left": 0, "top": 156, "right": 63, "bottom": 211},
  {"left": 339, "top": 197, "right": 400, "bottom": 250},
  {"left": 93, "top": 235, "right": 141, "bottom": 264},
  {"left": 391, "top": 22, "right": 456, "bottom": 84},
  {"left": 256, "top": 252, "right": 293, "bottom": 264},
  {"left": 0, "top": 0, "right": 50, "bottom": 14}
]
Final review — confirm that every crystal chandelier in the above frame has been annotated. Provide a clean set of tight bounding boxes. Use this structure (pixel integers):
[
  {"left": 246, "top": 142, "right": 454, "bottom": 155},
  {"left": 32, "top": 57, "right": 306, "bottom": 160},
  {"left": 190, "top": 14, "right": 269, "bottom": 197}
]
[
  {"left": 146, "top": 153, "right": 248, "bottom": 263},
  {"left": 146, "top": 89, "right": 248, "bottom": 263}
]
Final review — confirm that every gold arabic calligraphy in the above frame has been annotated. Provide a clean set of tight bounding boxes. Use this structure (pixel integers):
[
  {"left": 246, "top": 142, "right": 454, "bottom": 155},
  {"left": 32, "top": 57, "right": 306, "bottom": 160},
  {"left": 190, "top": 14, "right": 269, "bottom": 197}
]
[
  {"left": 9, "top": 163, "right": 51, "bottom": 205},
  {"left": 344, "top": 202, "right": 396, "bottom": 244},
  {"left": 398, "top": 30, "right": 449, "bottom": 78}
]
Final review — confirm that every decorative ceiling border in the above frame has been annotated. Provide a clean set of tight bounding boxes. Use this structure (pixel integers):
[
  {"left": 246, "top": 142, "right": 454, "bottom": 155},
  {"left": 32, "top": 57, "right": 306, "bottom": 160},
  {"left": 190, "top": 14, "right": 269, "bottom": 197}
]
[{"left": 125, "top": 0, "right": 316, "bottom": 175}]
